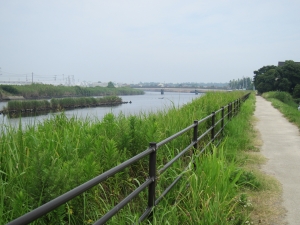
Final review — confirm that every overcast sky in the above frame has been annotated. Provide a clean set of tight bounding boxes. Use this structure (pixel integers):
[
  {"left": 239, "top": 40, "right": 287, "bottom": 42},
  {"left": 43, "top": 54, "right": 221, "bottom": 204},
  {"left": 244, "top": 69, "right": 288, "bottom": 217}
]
[{"left": 0, "top": 0, "right": 299, "bottom": 84}]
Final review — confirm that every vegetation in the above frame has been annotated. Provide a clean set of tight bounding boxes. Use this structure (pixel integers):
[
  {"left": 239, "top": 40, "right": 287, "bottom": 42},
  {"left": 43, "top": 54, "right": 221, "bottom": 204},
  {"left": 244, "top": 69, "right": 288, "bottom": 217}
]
[
  {"left": 0, "top": 85, "right": 20, "bottom": 95},
  {"left": 3, "top": 96, "right": 123, "bottom": 114},
  {"left": 228, "top": 77, "right": 253, "bottom": 90},
  {"left": 1, "top": 91, "right": 261, "bottom": 224},
  {"left": 262, "top": 91, "right": 300, "bottom": 128},
  {"left": 253, "top": 60, "right": 300, "bottom": 98},
  {"left": 107, "top": 82, "right": 115, "bottom": 88},
  {"left": 5, "top": 99, "right": 51, "bottom": 112},
  {"left": 0, "top": 83, "right": 144, "bottom": 99}
]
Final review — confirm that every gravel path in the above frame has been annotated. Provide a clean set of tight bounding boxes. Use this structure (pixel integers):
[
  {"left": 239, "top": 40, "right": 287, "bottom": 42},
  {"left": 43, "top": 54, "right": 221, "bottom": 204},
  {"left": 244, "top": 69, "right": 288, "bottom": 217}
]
[{"left": 254, "top": 96, "right": 300, "bottom": 225}]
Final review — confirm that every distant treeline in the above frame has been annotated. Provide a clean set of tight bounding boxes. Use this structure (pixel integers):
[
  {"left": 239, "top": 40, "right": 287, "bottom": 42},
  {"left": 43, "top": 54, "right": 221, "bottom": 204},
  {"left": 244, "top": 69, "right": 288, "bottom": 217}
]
[
  {"left": 0, "top": 83, "right": 144, "bottom": 99},
  {"left": 228, "top": 77, "right": 253, "bottom": 90}
]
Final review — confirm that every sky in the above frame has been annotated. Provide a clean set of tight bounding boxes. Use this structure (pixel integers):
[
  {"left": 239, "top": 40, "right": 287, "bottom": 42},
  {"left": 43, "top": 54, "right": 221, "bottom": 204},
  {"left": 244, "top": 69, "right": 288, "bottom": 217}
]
[{"left": 0, "top": 0, "right": 299, "bottom": 85}]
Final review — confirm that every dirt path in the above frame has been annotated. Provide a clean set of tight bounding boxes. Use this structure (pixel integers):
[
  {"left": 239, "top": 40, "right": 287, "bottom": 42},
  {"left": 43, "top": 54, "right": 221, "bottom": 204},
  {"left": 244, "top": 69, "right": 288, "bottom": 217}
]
[{"left": 254, "top": 96, "right": 300, "bottom": 225}]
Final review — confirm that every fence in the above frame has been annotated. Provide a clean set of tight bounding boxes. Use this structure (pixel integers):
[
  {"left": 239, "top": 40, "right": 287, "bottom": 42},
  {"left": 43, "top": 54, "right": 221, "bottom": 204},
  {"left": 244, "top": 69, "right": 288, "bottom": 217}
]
[{"left": 7, "top": 92, "right": 251, "bottom": 225}]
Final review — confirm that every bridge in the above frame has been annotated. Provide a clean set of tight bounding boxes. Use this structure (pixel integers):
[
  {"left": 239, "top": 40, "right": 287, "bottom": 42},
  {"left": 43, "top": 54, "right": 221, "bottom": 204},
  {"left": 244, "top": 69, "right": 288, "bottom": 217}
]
[{"left": 134, "top": 87, "right": 228, "bottom": 93}]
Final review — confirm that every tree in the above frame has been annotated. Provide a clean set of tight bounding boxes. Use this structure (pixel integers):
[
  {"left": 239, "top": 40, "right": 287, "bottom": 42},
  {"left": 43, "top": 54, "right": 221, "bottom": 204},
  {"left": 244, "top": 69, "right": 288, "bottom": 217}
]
[
  {"left": 254, "top": 68, "right": 277, "bottom": 93},
  {"left": 277, "top": 60, "right": 300, "bottom": 93},
  {"left": 276, "top": 78, "right": 291, "bottom": 92},
  {"left": 293, "top": 84, "right": 300, "bottom": 98},
  {"left": 253, "top": 61, "right": 300, "bottom": 95},
  {"left": 253, "top": 65, "right": 277, "bottom": 93},
  {"left": 107, "top": 81, "right": 115, "bottom": 88}
]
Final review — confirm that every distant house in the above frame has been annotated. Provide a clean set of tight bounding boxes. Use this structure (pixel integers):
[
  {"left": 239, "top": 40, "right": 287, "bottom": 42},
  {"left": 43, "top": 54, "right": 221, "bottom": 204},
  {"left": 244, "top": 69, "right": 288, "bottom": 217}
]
[
  {"left": 90, "top": 82, "right": 123, "bottom": 88},
  {"left": 278, "top": 61, "right": 300, "bottom": 67},
  {"left": 91, "top": 82, "right": 108, "bottom": 87}
]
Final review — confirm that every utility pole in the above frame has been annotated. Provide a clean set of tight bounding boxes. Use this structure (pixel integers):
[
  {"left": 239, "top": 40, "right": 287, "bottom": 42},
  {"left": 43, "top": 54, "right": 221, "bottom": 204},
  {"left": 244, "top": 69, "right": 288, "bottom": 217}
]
[{"left": 32, "top": 72, "right": 33, "bottom": 84}]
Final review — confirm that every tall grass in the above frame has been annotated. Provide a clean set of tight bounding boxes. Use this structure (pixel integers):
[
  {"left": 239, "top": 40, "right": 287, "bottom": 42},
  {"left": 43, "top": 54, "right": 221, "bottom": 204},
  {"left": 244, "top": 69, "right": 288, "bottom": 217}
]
[
  {"left": 5, "top": 100, "right": 50, "bottom": 111},
  {"left": 149, "top": 92, "right": 257, "bottom": 224},
  {"left": 4, "top": 96, "right": 123, "bottom": 114},
  {"left": 263, "top": 91, "right": 297, "bottom": 105},
  {"left": 0, "top": 91, "right": 256, "bottom": 224},
  {"left": 0, "top": 84, "right": 144, "bottom": 99}
]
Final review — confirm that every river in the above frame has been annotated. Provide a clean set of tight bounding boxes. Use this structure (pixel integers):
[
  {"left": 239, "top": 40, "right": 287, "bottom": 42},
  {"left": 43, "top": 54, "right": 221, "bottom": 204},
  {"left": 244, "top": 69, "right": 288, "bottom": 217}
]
[{"left": 0, "top": 92, "right": 202, "bottom": 128}]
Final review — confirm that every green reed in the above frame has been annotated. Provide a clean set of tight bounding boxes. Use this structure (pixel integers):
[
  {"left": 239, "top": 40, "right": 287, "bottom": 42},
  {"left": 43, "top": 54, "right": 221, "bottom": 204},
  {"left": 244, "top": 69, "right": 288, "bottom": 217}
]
[
  {"left": 4, "top": 96, "right": 122, "bottom": 114},
  {"left": 5, "top": 100, "right": 50, "bottom": 112},
  {"left": 0, "top": 91, "right": 255, "bottom": 224},
  {"left": 1, "top": 83, "right": 144, "bottom": 99}
]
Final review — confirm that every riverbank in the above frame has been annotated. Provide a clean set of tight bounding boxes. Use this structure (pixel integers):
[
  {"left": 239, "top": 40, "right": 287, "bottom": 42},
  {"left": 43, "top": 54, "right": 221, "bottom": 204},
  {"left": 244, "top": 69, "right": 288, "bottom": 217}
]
[{"left": 1, "top": 96, "right": 125, "bottom": 116}]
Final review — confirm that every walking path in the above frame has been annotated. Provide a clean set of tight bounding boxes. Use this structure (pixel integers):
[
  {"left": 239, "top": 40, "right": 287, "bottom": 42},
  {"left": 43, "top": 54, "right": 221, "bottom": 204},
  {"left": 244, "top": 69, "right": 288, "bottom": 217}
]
[{"left": 254, "top": 96, "right": 300, "bottom": 225}]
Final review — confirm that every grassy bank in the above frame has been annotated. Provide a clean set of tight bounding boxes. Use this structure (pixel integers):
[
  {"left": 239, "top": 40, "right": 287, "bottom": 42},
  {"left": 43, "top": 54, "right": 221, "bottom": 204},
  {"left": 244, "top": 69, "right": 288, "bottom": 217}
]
[
  {"left": 1, "top": 91, "right": 259, "bottom": 224},
  {"left": 0, "top": 84, "right": 144, "bottom": 99},
  {"left": 262, "top": 91, "right": 300, "bottom": 128},
  {"left": 150, "top": 92, "right": 258, "bottom": 224}
]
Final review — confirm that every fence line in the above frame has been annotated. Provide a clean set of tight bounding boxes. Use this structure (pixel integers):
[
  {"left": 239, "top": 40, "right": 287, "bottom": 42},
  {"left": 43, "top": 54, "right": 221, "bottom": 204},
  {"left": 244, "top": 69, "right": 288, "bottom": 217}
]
[{"left": 7, "top": 92, "right": 251, "bottom": 225}]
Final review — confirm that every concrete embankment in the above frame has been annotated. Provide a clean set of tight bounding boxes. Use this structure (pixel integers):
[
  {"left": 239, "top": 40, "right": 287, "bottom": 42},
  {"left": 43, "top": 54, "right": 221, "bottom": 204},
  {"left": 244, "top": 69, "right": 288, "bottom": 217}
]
[{"left": 1, "top": 96, "right": 25, "bottom": 101}]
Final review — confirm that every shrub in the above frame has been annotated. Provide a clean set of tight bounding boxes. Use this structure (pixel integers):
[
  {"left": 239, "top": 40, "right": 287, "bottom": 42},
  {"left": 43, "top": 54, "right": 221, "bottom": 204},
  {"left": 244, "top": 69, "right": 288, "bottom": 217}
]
[
  {"left": 0, "top": 85, "right": 19, "bottom": 94},
  {"left": 263, "top": 91, "right": 294, "bottom": 104}
]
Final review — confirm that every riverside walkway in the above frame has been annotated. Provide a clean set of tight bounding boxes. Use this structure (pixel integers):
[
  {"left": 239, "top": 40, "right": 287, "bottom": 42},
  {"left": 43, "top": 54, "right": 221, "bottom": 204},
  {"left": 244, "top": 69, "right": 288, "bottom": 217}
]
[{"left": 254, "top": 96, "right": 300, "bottom": 225}]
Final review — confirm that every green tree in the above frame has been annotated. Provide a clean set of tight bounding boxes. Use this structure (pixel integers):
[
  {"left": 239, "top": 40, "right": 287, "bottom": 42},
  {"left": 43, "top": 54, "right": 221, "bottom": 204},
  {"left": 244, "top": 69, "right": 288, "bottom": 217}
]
[
  {"left": 253, "top": 65, "right": 277, "bottom": 94},
  {"left": 293, "top": 84, "right": 300, "bottom": 98},
  {"left": 277, "top": 60, "right": 300, "bottom": 93},
  {"left": 254, "top": 69, "right": 277, "bottom": 93},
  {"left": 107, "top": 81, "right": 115, "bottom": 88},
  {"left": 276, "top": 78, "right": 291, "bottom": 92}
]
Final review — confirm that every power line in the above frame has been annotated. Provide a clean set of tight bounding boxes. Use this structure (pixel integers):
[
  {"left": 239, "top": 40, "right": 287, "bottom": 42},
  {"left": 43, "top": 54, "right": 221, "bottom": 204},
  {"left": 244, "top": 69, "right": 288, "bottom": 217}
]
[{"left": 0, "top": 70, "right": 77, "bottom": 85}]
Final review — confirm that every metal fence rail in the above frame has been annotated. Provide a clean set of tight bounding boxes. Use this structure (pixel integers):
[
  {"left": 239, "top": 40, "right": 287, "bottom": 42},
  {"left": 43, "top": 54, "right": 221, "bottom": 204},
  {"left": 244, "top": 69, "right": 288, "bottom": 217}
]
[{"left": 7, "top": 92, "right": 251, "bottom": 225}]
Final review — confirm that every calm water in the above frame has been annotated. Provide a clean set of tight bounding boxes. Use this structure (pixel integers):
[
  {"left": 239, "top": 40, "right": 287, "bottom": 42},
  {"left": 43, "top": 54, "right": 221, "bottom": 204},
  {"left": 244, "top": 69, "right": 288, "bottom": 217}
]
[{"left": 0, "top": 92, "right": 202, "bottom": 127}]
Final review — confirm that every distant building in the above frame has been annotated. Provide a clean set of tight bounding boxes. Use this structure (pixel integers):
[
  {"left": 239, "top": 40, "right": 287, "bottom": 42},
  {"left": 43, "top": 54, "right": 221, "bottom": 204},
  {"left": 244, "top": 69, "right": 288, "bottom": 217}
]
[
  {"left": 90, "top": 82, "right": 127, "bottom": 88},
  {"left": 278, "top": 61, "right": 300, "bottom": 67},
  {"left": 90, "top": 82, "right": 108, "bottom": 87}
]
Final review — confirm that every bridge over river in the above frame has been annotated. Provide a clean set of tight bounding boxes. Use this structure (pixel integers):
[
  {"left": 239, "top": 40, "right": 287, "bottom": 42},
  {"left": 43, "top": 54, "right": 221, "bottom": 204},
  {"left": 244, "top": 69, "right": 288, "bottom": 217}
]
[{"left": 134, "top": 87, "right": 228, "bottom": 93}]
